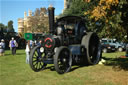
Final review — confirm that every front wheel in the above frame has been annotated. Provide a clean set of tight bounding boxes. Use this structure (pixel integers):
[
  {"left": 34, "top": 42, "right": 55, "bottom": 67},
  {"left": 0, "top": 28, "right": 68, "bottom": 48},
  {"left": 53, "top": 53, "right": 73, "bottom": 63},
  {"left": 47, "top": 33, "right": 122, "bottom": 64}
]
[
  {"left": 29, "top": 46, "right": 47, "bottom": 72},
  {"left": 54, "top": 46, "right": 72, "bottom": 74}
]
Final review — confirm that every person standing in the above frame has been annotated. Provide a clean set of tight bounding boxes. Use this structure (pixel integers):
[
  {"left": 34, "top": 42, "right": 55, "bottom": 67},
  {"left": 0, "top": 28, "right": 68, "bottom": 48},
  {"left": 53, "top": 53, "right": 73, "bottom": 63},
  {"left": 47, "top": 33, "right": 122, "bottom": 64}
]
[
  {"left": 0, "top": 39, "right": 5, "bottom": 56},
  {"left": 9, "top": 37, "right": 18, "bottom": 55},
  {"left": 25, "top": 41, "right": 30, "bottom": 64},
  {"left": 36, "top": 40, "right": 42, "bottom": 56},
  {"left": 36, "top": 40, "right": 42, "bottom": 46},
  {"left": 30, "top": 40, "right": 34, "bottom": 49}
]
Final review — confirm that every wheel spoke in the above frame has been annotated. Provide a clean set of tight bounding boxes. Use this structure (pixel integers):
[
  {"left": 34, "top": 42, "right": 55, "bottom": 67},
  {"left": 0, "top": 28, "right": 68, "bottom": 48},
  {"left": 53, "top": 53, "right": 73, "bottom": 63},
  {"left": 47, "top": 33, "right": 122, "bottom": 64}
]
[
  {"left": 33, "top": 61, "right": 38, "bottom": 66},
  {"left": 33, "top": 59, "right": 37, "bottom": 62},
  {"left": 37, "top": 62, "right": 40, "bottom": 69},
  {"left": 34, "top": 51, "right": 38, "bottom": 57},
  {"left": 39, "top": 62, "right": 42, "bottom": 69},
  {"left": 40, "top": 62, "right": 44, "bottom": 66}
]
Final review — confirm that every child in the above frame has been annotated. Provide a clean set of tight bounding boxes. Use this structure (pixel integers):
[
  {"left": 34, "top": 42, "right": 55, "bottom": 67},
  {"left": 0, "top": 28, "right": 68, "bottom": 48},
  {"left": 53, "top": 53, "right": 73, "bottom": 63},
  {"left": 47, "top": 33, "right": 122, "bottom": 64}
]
[{"left": 0, "top": 39, "right": 5, "bottom": 56}]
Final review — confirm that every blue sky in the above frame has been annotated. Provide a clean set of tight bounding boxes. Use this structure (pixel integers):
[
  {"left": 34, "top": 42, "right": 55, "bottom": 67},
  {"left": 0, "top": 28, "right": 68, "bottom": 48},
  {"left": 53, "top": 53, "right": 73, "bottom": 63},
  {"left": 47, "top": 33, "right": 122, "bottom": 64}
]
[{"left": 0, "top": 0, "right": 64, "bottom": 32}]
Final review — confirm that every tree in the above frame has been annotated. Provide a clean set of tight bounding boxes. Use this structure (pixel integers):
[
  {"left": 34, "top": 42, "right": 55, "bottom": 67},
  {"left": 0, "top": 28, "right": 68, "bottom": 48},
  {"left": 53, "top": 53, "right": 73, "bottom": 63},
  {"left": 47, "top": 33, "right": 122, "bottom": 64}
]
[
  {"left": 8, "top": 20, "right": 15, "bottom": 32},
  {"left": 84, "top": 0, "right": 128, "bottom": 41},
  {"left": 63, "top": 0, "right": 90, "bottom": 16},
  {"left": 63, "top": 0, "right": 128, "bottom": 42},
  {"left": 0, "top": 23, "right": 7, "bottom": 32},
  {"left": 26, "top": 7, "right": 49, "bottom": 33}
]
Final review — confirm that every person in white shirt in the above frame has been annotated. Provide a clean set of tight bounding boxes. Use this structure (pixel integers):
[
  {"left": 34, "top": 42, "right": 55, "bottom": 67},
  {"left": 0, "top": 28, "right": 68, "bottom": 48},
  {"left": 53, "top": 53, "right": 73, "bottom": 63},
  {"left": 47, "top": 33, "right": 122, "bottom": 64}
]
[
  {"left": 25, "top": 41, "right": 30, "bottom": 64},
  {"left": 0, "top": 39, "right": 5, "bottom": 56}
]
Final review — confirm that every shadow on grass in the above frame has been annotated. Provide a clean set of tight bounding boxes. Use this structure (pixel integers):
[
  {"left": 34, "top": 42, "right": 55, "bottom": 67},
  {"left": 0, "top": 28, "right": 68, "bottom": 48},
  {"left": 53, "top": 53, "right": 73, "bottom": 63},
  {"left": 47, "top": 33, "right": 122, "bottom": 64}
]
[
  {"left": 102, "top": 56, "right": 128, "bottom": 71},
  {"left": 43, "top": 65, "right": 85, "bottom": 73},
  {"left": 16, "top": 53, "right": 25, "bottom": 55},
  {"left": 5, "top": 53, "right": 25, "bottom": 56},
  {"left": 46, "top": 66, "right": 56, "bottom": 71},
  {"left": 69, "top": 65, "right": 87, "bottom": 72}
]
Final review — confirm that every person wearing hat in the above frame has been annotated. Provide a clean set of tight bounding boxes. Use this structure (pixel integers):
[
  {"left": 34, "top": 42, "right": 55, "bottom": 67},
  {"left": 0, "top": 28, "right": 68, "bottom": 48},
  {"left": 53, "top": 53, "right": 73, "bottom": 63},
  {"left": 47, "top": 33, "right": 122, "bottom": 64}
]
[
  {"left": 0, "top": 39, "right": 5, "bottom": 56},
  {"left": 9, "top": 37, "right": 18, "bottom": 55}
]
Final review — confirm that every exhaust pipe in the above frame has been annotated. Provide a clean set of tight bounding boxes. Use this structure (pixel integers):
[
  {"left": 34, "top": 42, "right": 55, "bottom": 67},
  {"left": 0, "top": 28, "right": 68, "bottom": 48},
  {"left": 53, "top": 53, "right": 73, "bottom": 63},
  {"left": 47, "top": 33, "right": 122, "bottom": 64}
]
[{"left": 48, "top": 6, "right": 55, "bottom": 34}]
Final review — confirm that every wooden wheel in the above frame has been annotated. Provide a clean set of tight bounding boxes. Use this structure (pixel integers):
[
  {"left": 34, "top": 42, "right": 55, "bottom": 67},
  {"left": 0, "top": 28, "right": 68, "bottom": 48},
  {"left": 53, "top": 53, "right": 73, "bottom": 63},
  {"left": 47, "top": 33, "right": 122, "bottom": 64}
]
[{"left": 29, "top": 46, "right": 47, "bottom": 72}]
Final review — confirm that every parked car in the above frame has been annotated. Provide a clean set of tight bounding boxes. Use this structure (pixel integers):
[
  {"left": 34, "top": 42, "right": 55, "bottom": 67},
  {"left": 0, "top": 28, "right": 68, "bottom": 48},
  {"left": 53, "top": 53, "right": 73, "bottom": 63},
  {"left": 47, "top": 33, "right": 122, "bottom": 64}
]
[
  {"left": 101, "top": 44, "right": 116, "bottom": 53},
  {"left": 101, "top": 38, "right": 125, "bottom": 52}
]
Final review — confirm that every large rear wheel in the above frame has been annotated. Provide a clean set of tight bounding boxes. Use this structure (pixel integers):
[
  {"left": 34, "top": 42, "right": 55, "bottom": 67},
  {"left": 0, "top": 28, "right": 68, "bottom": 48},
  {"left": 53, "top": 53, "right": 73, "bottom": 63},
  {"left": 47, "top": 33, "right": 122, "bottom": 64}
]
[
  {"left": 29, "top": 46, "right": 47, "bottom": 72},
  {"left": 81, "top": 32, "right": 102, "bottom": 65},
  {"left": 54, "top": 46, "right": 72, "bottom": 74}
]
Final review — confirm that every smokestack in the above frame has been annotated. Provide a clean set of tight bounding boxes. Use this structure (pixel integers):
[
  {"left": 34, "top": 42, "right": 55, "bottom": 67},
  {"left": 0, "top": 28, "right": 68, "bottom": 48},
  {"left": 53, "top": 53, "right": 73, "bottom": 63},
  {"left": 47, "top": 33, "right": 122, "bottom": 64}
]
[{"left": 48, "top": 5, "right": 55, "bottom": 34}]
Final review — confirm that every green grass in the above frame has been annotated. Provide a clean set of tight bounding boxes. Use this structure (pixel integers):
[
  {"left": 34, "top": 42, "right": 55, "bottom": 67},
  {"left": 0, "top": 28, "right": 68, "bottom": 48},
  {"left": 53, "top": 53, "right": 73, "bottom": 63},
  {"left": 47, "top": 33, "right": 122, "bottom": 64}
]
[{"left": 0, "top": 50, "right": 128, "bottom": 85}]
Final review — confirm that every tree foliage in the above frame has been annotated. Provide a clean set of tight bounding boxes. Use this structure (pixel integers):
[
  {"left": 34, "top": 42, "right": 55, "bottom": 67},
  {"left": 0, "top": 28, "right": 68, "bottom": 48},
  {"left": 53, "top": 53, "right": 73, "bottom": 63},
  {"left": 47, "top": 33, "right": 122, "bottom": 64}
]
[
  {"left": 85, "top": 0, "right": 128, "bottom": 41},
  {"left": 25, "top": 7, "right": 49, "bottom": 33},
  {"left": 8, "top": 20, "right": 15, "bottom": 32},
  {"left": 62, "top": 0, "right": 98, "bottom": 16},
  {"left": 0, "top": 23, "right": 7, "bottom": 32},
  {"left": 62, "top": 0, "right": 128, "bottom": 42}
]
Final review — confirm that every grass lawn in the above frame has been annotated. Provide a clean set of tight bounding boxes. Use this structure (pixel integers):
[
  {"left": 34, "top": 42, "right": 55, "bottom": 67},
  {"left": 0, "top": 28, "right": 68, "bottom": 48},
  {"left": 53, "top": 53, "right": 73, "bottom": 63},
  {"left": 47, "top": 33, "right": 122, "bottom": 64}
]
[{"left": 0, "top": 50, "right": 128, "bottom": 85}]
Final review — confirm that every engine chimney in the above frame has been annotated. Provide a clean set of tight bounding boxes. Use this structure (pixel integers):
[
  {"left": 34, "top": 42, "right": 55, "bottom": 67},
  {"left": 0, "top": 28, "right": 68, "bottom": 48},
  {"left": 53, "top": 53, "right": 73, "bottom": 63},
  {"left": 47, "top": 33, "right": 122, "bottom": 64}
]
[{"left": 48, "top": 5, "right": 55, "bottom": 34}]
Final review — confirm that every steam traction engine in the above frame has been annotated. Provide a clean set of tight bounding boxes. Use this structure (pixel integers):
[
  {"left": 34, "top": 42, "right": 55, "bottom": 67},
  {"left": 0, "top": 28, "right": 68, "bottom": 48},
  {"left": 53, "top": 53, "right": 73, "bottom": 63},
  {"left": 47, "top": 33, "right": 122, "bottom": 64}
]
[{"left": 29, "top": 7, "right": 102, "bottom": 74}]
